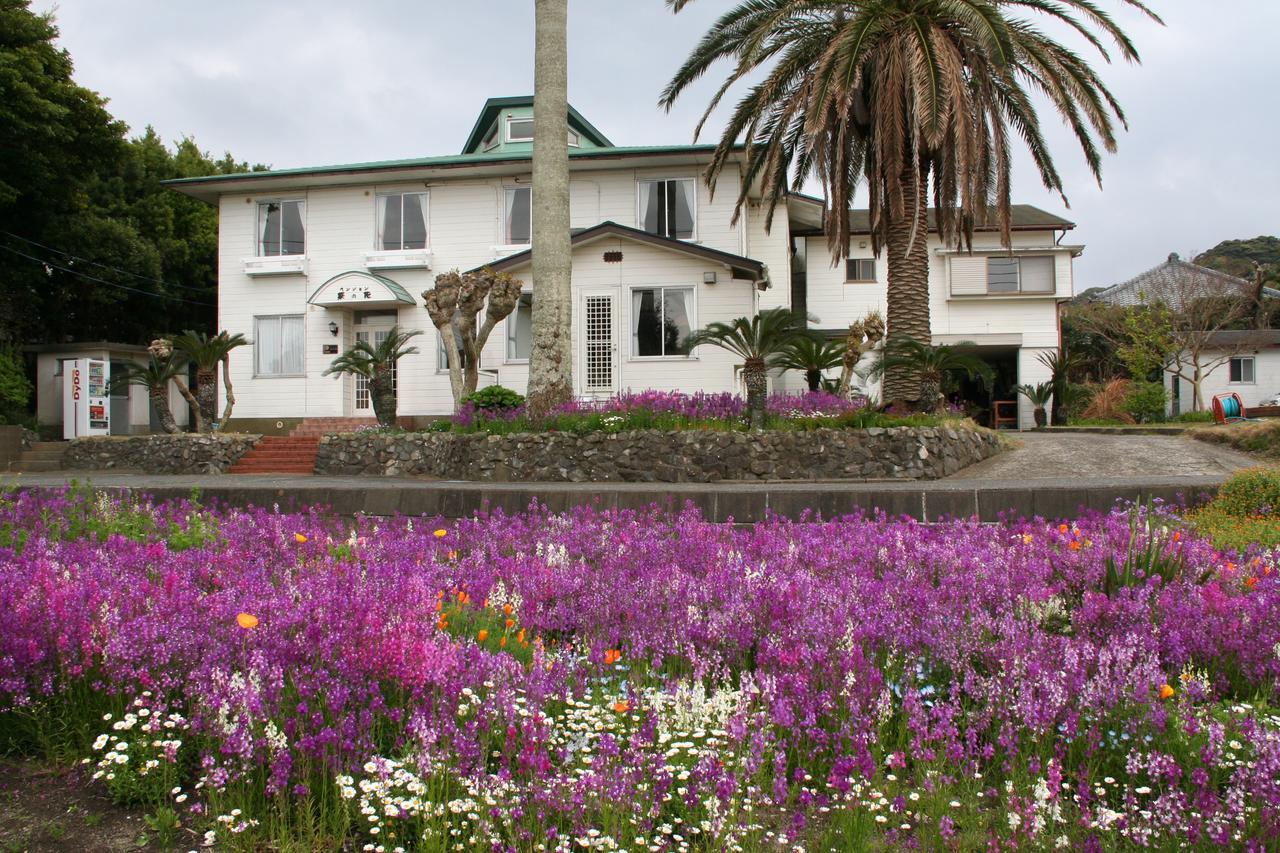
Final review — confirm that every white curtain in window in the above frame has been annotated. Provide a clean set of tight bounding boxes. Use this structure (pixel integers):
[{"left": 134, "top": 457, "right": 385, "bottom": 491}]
[
  {"left": 404, "top": 193, "right": 428, "bottom": 249},
  {"left": 671, "top": 180, "right": 695, "bottom": 238},
  {"left": 632, "top": 288, "right": 648, "bottom": 354},
  {"left": 638, "top": 182, "right": 659, "bottom": 234},
  {"left": 280, "top": 315, "right": 304, "bottom": 375},
  {"left": 507, "top": 293, "right": 533, "bottom": 360},
  {"left": 375, "top": 195, "right": 393, "bottom": 250},
  {"left": 505, "top": 187, "right": 531, "bottom": 244},
  {"left": 255, "top": 317, "right": 281, "bottom": 375},
  {"left": 281, "top": 201, "right": 305, "bottom": 255}
]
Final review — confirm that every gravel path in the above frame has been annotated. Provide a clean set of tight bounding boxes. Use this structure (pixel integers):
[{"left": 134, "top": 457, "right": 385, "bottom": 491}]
[{"left": 951, "top": 432, "right": 1258, "bottom": 480}]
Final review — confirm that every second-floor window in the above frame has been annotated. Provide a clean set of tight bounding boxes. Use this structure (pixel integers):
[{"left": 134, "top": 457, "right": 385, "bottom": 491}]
[
  {"left": 376, "top": 192, "right": 428, "bottom": 251},
  {"left": 638, "top": 178, "right": 695, "bottom": 240},
  {"left": 846, "top": 259, "right": 875, "bottom": 282},
  {"left": 985, "top": 255, "right": 1054, "bottom": 294},
  {"left": 258, "top": 200, "right": 305, "bottom": 256},
  {"left": 504, "top": 186, "right": 532, "bottom": 245}
]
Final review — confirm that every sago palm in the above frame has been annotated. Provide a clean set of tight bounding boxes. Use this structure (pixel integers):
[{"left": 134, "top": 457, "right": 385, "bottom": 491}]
[
  {"left": 110, "top": 356, "right": 186, "bottom": 435},
  {"left": 874, "top": 337, "right": 993, "bottom": 412},
  {"left": 776, "top": 335, "right": 845, "bottom": 392},
  {"left": 171, "top": 330, "right": 248, "bottom": 430},
  {"left": 1036, "top": 349, "right": 1079, "bottom": 426},
  {"left": 685, "top": 307, "right": 810, "bottom": 430},
  {"left": 1016, "top": 380, "right": 1055, "bottom": 428},
  {"left": 323, "top": 325, "right": 422, "bottom": 427},
  {"left": 662, "top": 0, "right": 1156, "bottom": 400}
]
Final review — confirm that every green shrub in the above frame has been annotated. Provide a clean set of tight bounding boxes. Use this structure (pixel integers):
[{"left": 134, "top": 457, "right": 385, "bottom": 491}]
[
  {"left": 1122, "top": 381, "right": 1167, "bottom": 424},
  {"left": 1211, "top": 466, "right": 1280, "bottom": 517},
  {"left": 1170, "top": 410, "right": 1216, "bottom": 423},
  {"left": 463, "top": 385, "right": 525, "bottom": 414},
  {"left": 0, "top": 346, "right": 32, "bottom": 425}
]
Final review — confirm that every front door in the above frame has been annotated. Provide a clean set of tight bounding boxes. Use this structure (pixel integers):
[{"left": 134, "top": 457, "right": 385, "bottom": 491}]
[
  {"left": 351, "top": 314, "right": 397, "bottom": 416},
  {"left": 582, "top": 293, "right": 616, "bottom": 395}
]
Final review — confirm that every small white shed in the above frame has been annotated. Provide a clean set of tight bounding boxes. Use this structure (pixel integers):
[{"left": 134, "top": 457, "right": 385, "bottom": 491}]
[{"left": 26, "top": 342, "right": 192, "bottom": 437}]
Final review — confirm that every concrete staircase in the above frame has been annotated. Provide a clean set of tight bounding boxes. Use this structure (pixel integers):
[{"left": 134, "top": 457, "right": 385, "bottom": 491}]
[
  {"left": 228, "top": 435, "right": 320, "bottom": 475},
  {"left": 11, "top": 441, "right": 66, "bottom": 472}
]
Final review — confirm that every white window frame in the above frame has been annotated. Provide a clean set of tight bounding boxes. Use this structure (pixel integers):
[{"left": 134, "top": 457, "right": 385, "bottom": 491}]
[
  {"left": 505, "top": 290, "right": 533, "bottom": 364},
  {"left": 1229, "top": 356, "right": 1256, "bottom": 385},
  {"left": 481, "top": 121, "right": 501, "bottom": 151},
  {"left": 373, "top": 191, "right": 430, "bottom": 251},
  {"left": 505, "top": 116, "right": 534, "bottom": 143},
  {"left": 636, "top": 177, "right": 698, "bottom": 242},
  {"left": 628, "top": 284, "right": 697, "bottom": 360},
  {"left": 845, "top": 258, "right": 876, "bottom": 283},
  {"left": 256, "top": 198, "right": 306, "bottom": 257},
  {"left": 567, "top": 128, "right": 580, "bottom": 148},
  {"left": 253, "top": 314, "right": 305, "bottom": 378},
  {"left": 984, "top": 255, "right": 1055, "bottom": 295},
  {"left": 502, "top": 185, "right": 533, "bottom": 246}
]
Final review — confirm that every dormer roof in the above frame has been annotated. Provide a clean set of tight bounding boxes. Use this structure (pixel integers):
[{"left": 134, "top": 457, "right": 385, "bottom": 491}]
[{"left": 460, "top": 96, "right": 614, "bottom": 154}]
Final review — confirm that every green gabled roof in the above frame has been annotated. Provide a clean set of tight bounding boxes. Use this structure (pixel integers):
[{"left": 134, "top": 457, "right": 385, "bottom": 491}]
[{"left": 460, "top": 96, "right": 614, "bottom": 153}]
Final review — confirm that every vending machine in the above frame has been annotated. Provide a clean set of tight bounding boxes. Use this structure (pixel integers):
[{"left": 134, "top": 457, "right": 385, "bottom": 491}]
[{"left": 62, "top": 357, "right": 111, "bottom": 439}]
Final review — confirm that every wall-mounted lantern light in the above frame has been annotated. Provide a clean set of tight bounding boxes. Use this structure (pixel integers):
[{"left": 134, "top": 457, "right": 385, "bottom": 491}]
[{"left": 328, "top": 321, "right": 339, "bottom": 337}]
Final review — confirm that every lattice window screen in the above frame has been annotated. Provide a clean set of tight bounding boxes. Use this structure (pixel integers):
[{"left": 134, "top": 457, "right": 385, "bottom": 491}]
[{"left": 584, "top": 296, "right": 613, "bottom": 390}]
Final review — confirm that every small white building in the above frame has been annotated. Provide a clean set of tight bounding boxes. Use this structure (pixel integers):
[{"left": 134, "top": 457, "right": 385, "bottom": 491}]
[
  {"left": 1165, "top": 330, "right": 1280, "bottom": 414},
  {"left": 165, "top": 96, "right": 1078, "bottom": 431},
  {"left": 27, "top": 342, "right": 191, "bottom": 437}
]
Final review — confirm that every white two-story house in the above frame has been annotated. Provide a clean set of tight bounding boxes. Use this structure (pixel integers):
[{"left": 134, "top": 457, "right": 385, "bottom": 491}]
[{"left": 167, "top": 96, "right": 1079, "bottom": 431}]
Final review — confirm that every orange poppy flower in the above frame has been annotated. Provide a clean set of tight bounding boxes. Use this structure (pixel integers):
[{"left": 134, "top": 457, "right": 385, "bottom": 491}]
[
  {"left": 293, "top": 533, "right": 308, "bottom": 544},
  {"left": 477, "top": 629, "right": 489, "bottom": 642},
  {"left": 1068, "top": 541, "right": 1081, "bottom": 551},
  {"left": 505, "top": 618, "right": 515, "bottom": 629},
  {"left": 499, "top": 636, "right": 507, "bottom": 648},
  {"left": 604, "top": 649, "right": 622, "bottom": 666},
  {"left": 503, "top": 603, "right": 513, "bottom": 616},
  {"left": 433, "top": 528, "right": 448, "bottom": 538},
  {"left": 613, "top": 700, "right": 631, "bottom": 714},
  {"left": 1246, "top": 577, "right": 1258, "bottom": 591},
  {"left": 235, "top": 612, "right": 259, "bottom": 630},
  {"left": 437, "top": 617, "right": 448, "bottom": 631},
  {"left": 1058, "top": 524, "right": 1069, "bottom": 534},
  {"left": 1159, "top": 684, "right": 1175, "bottom": 700},
  {"left": 517, "top": 629, "right": 526, "bottom": 644}
]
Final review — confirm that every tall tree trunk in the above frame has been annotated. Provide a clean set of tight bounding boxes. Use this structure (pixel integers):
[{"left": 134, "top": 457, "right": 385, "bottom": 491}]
[
  {"left": 172, "top": 375, "right": 202, "bottom": 432},
  {"left": 882, "top": 165, "right": 931, "bottom": 404},
  {"left": 149, "top": 385, "right": 179, "bottom": 434},
  {"left": 220, "top": 353, "right": 236, "bottom": 424},
  {"left": 744, "top": 357, "right": 767, "bottom": 431},
  {"left": 195, "top": 366, "right": 217, "bottom": 429},
  {"left": 526, "top": 0, "right": 574, "bottom": 417}
]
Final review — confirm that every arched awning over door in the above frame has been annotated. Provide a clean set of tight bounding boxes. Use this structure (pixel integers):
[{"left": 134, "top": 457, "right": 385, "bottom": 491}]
[{"left": 307, "top": 271, "right": 416, "bottom": 309}]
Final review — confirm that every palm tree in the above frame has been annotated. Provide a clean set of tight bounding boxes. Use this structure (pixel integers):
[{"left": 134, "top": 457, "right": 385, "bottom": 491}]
[
  {"left": 661, "top": 0, "right": 1156, "bottom": 401},
  {"left": 525, "top": 0, "right": 573, "bottom": 416},
  {"left": 873, "top": 337, "right": 993, "bottom": 413},
  {"left": 1036, "top": 349, "right": 1079, "bottom": 426},
  {"left": 1016, "top": 381, "right": 1055, "bottom": 428},
  {"left": 776, "top": 335, "right": 844, "bottom": 391},
  {"left": 110, "top": 357, "right": 186, "bottom": 434},
  {"left": 171, "top": 330, "right": 248, "bottom": 430},
  {"left": 686, "top": 307, "right": 809, "bottom": 430},
  {"left": 323, "top": 326, "right": 422, "bottom": 427}
]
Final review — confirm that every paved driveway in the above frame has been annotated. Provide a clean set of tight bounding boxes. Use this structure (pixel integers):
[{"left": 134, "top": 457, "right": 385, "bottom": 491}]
[{"left": 951, "top": 432, "right": 1257, "bottom": 480}]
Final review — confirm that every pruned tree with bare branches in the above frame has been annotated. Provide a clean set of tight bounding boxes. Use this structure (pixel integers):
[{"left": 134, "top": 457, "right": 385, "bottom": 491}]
[
  {"left": 837, "top": 311, "right": 885, "bottom": 398},
  {"left": 422, "top": 268, "right": 524, "bottom": 409}
]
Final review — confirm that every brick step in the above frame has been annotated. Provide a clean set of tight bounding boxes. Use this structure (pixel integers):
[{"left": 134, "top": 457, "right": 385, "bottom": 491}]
[
  {"left": 14, "top": 459, "right": 63, "bottom": 472},
  {"left": 236, "top": 453, "right": 317, "bottom": 462}
]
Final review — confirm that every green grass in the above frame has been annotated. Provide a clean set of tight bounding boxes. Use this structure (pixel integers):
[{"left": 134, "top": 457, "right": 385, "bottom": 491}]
[{"left": 1190, "top": 420, "right": 1280, "bottom": 459}]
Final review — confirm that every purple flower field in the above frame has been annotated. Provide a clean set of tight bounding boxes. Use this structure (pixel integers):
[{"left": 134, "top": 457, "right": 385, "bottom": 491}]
[{"left": 2, "top": 487, "right": 1279, "bottom": 850}]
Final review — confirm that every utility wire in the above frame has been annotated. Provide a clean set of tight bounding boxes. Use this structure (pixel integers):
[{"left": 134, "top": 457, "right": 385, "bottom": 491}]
[
  {"left": 0, "top": 243, "right": 217, "bottom": 307},
  {"left": 1, "top": 230, "right": 215, "bottom": 294}
]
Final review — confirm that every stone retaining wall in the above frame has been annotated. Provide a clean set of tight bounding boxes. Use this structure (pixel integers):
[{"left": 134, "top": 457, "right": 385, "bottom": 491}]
[
  {"left": 316, "top": 426, "right": 1002, "bottom": 482},
  {"left": 64, "top": 434, "right": 261, "bottom": 474}
]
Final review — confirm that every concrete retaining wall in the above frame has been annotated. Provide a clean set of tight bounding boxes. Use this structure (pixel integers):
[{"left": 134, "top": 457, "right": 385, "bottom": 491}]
[
  {"left": 316, "top": 425, "right": 1002, "bottom": 482},
  {"left": 64, "top": 434, "right": 261, "bottom": 474}
]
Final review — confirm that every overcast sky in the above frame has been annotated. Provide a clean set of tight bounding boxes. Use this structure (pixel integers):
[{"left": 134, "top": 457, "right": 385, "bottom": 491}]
[{"left": 35, "top": 0, "right": 1280, "bottom": 292}]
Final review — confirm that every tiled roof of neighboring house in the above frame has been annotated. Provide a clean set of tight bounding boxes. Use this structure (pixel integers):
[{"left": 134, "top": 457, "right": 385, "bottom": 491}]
[
  {"left": 1200, "top": 329, "right": 1280, "bottom": 348},
  {"left": 789, "top": 204, "right": 1074, "bottom": 235},
  {"left": 470, "top": 220, "right": 768, "bottom": 284},
  {"left": 1092, "top": 253, "right": 1280, "bottom": 309}
]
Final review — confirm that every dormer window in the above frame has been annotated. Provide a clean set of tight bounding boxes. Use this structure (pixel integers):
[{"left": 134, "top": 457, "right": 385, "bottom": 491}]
[{"left": 506, "top": 117, "right": 534, "bottom": 142}]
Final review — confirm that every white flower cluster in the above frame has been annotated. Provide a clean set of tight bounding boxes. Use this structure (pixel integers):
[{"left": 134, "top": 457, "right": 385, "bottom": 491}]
[{"left": 82, "top": 694, "right": 187, "bottom": 785}]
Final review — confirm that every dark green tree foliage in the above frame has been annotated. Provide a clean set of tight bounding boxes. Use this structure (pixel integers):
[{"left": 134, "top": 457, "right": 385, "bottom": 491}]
[
  {"left": 1195, "top": 236, "right": 1280, "bottom": 287},
  {"left": 0, "top": 1, "right": 258, "bottom": 345}
]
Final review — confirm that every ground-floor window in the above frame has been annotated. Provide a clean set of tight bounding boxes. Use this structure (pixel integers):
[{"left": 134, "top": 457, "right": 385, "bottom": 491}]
[
  {"left": 506, "top": 292, "right": 533, "bottom": 362},
  {"left": 1229, "top": 356, "right": 1255, "bottom": 384},
  {"left": 254, "top": 315, "right": 304, "bottom": 377},
  {"left": 631, "top": 286, "right": 693, "bottom": 357}
]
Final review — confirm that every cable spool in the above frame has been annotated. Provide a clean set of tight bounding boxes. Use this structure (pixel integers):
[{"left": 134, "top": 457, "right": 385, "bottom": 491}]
[
  {"left": 1222, "top": 395, "right": 1242, "bottom": 419},
  {"left": 1212, "top": 392, "right": 1246, "bottom": 424}
]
